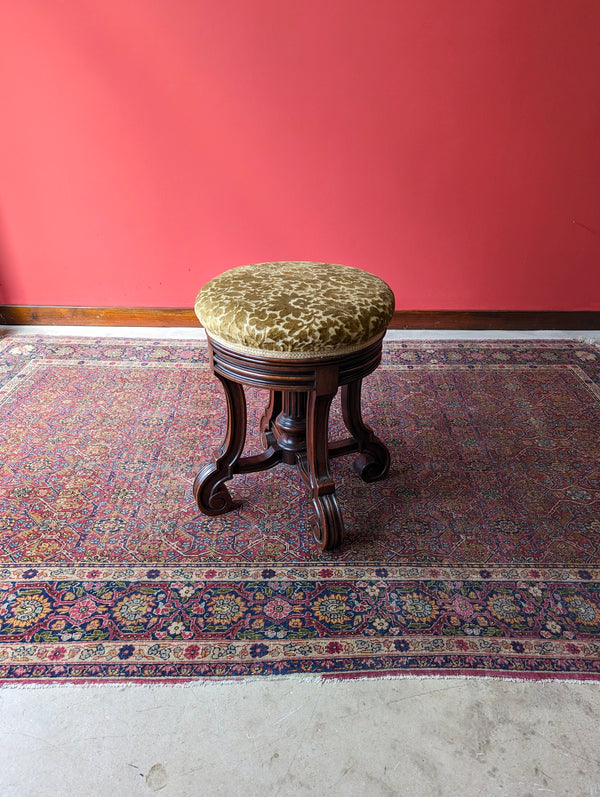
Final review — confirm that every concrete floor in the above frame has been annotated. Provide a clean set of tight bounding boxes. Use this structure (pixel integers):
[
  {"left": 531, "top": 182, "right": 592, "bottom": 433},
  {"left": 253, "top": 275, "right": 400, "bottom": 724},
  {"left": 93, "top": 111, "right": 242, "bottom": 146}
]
[
  {"left": 2, "top": 677, "right": 600, "bottom": 797},
  {"left": 1, "top": 327, "right": 599, "bottom": 797}
]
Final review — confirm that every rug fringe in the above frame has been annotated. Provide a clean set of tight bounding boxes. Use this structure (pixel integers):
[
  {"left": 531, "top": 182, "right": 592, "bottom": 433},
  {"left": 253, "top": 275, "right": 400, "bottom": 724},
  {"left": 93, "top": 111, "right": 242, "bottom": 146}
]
[
  {"left": 1, "top": 672, "right": 598, "bottom": 690},
  {"left": 577, "top": 336, "right": 600, "bottom": 349}
]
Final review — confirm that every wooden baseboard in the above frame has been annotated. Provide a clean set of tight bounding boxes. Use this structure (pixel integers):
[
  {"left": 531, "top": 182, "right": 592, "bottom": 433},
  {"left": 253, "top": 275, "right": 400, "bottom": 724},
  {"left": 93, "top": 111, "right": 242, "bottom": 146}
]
[
  {"left": 0, "top": 306, "right": 198, "bottom": 327},
  {"left": 0, "top": 305, "right": 599, "bottom": 330},
  {"left": 389, "top": 310, "right": 600, "bottom": 330}
]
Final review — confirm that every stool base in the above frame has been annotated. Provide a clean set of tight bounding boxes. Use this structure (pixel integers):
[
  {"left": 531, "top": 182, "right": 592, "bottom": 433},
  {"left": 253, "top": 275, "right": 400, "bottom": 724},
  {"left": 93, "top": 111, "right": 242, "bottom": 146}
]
[{"left": 193, "top": 338, "right": 390, "bottom": 551}]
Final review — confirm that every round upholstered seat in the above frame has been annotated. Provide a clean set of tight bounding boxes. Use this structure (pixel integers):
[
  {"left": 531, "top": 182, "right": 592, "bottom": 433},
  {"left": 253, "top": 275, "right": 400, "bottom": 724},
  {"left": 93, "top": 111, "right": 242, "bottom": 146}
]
[{"left": 195, "top": 261, "right": 395, "bottom": 358}]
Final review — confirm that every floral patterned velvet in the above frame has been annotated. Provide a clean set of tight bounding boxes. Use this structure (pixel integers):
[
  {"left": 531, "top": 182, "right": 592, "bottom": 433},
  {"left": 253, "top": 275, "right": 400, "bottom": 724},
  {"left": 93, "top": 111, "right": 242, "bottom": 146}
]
[{"left": 195, "top": 262, "right": 395, "bottom": 358}]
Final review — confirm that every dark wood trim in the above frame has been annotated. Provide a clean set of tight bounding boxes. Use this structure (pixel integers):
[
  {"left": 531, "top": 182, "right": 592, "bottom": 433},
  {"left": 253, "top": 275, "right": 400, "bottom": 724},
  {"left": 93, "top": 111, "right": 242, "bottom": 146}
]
[
  {"left": 0, "top": 306, "right": 198, "bottom": 327},
  {"left": 0, "top": 305, "right": 599, "bottom": 329},
  {"left": 389, "top": 310, "right": 600, "bottom": 330}
]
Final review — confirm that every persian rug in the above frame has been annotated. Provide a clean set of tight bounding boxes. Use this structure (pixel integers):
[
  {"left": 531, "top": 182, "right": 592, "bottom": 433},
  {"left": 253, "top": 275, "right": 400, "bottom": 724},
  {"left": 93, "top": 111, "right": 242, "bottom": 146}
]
[{"left": 0, "top": 335, "right": 599, "bottom": 684}]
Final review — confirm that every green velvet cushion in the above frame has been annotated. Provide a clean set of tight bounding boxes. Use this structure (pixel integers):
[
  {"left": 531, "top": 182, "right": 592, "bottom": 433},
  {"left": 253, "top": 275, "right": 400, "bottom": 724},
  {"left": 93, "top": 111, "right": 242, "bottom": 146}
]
[{"left": 195, "top": 262, "right": 395, "bottom": 358}]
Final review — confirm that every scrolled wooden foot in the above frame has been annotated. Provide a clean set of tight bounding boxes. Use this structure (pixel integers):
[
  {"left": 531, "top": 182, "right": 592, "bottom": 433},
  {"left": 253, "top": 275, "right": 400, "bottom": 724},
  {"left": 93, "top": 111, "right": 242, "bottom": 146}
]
[
  {"left": 353, "top": 446, "right": 390, "bottom": 483},
  {"left": 193, "top": 464, "right": 236, "bottom": 515},
  {"left": 341, "top": 380, "right": 390, "bottom": 483},
  {"left": 301, "top": 370, "right": 346, "bottom": 551},
  {"left": 194, "top": 373, "right": 247, "bottom": 516},
  {"left": 310, "top": 493, "right": 345, "bottom": 551}
]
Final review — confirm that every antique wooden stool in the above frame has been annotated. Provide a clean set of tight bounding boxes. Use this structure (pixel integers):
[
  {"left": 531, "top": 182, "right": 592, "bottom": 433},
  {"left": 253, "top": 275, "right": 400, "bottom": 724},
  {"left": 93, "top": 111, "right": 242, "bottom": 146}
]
[{"left": 193, "top": 261, "right": 394, "bottom": 551}]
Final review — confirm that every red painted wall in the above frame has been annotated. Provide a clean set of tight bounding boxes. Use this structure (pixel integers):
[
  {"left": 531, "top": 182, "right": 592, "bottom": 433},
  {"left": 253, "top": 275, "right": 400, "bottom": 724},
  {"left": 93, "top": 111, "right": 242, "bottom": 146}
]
[{"left": 1, "top": 0, "right": 599, "bottom": 310}]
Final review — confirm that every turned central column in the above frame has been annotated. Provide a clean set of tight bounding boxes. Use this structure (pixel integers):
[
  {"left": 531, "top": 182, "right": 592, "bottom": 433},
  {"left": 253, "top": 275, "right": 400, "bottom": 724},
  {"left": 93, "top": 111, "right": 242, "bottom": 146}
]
[{"left": 272, "top": 391, "right": 309, "bottom": 464}]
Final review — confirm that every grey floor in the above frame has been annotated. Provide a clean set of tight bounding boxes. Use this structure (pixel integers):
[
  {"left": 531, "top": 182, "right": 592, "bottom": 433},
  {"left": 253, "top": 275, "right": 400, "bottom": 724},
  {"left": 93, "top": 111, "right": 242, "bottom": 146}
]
[{"left": 1, "top": 327, "right": 599, "bottom": 797}]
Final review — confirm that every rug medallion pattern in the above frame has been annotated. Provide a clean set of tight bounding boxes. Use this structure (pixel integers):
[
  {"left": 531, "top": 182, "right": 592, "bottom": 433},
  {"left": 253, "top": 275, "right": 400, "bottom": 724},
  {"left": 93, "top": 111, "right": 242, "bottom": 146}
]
[{"left": 0, "top": 336, "right": 599, "bottom": 682}]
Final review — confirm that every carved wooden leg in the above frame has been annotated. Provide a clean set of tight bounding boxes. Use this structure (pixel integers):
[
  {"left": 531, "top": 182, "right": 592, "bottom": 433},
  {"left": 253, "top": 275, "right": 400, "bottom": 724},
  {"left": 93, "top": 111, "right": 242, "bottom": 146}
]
[
  {"left": 300, "top": 370, "right": 344, "bottom": 551},
  {"left": 193, "top": 373, "right": 247, "bottom": 515},
  {"left": 259, "top": 390, "right": 283, "bottom": 448},
  {"left": 341, "top": 379, "right": 390, "bottom": 482}
]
